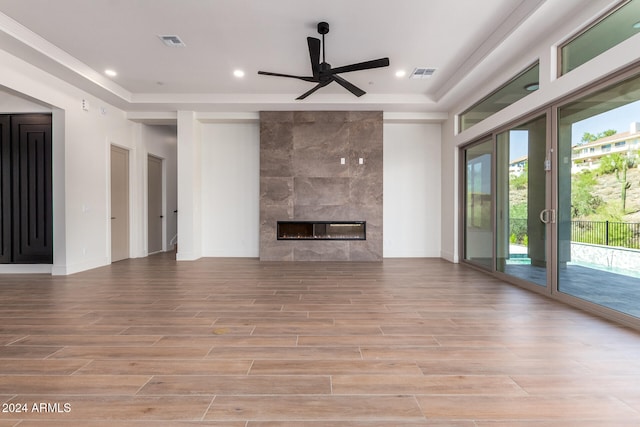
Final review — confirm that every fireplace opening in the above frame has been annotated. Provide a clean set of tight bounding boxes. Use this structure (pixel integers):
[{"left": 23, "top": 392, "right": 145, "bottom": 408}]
[{"left": 277, "top": 221, "right": 366, "bottom": 240}]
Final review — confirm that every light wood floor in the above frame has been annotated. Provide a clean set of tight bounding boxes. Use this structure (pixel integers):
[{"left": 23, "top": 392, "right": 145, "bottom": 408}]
[{"left": 2, "top": 253, "right": 640, "bottom": 426}]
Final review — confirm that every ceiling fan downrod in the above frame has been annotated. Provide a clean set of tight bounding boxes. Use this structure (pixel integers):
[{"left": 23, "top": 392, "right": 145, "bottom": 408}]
[{"left": 318, "top": 21, "right": 329, "bottom": 65}]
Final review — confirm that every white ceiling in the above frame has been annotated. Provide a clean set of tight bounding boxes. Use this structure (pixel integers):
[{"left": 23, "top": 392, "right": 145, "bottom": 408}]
[{"left": 0, "top": 0, "right": 594, "bottom": 113}]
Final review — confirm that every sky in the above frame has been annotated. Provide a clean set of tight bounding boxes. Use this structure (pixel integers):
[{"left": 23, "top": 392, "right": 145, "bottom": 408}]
[
  {"left": 570, "top": 100, "right": 640, "bottom": 145},
  {"left": 509, "top": 100, "right": 640, "bottom": 161}
]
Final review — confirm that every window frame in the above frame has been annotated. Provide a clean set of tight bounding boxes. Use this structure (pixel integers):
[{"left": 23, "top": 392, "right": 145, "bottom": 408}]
[
  {"left": 557, "top": 0, "right": 637, "bottom": 77},
  {"left": 458, "top": 61, "right": 540, "bottom": 133}
]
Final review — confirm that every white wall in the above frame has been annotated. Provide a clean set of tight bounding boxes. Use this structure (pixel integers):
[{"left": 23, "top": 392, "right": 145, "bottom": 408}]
[
  {"left": 440, "top": 117, "right": 459, "bottom": 262},
  {"left": 200, "top": 122, "right": 260, "bottom": 257},
  {"left": 176, "top": 111, "right": 202, "bottom": 261},
  {"left": 195, "top": 119, "right": 442, "bottom": 259},
  {"left": 0, "top": 49, "right": 140, "bottom": 274},
  {"left": 0, "top": 90, "right": 51, "bottom": 113},
  {"left": 383, "top": 122, "right": 441, "bottom": 257}
]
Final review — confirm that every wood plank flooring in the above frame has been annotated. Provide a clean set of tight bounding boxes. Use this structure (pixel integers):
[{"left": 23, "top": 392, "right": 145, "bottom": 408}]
[{"left": 1, "top": 253, "right": 640, "bottom": 426}]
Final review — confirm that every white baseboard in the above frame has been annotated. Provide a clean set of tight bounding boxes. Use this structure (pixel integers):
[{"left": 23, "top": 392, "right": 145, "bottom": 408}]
[
  {"left": 440, "top": 250, "right": 459, "bottom": 263},
  {"left": 52, "top": 257, "right": 109, "bottom": 276}
]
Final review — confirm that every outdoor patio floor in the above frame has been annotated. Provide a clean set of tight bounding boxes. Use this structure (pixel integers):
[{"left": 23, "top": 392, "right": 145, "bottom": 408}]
[{"left": 503, "top": 263, "right": 640, "bottom": 318}]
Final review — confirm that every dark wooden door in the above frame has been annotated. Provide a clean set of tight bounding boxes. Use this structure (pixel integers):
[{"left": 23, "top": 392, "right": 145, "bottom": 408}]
[
  {"left": 0, "top": 114, "right": 53, "bottom": 264},
  {"left": 0, "top": 116, "right": 10, "bottom": 263},
  {"left": 12, "top": 114, "right": 53, "bottom": 263}
]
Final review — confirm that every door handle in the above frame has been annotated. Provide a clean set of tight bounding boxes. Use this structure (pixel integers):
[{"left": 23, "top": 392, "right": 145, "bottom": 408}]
[
  {"left": 111, "top": 217, "right": 116, "bottom": 220},
  {"left": 160, "top": 215, "right": 164, "bottom": 218},
  {"left": 539, "top": 209, "right": 556, "bottom": 224}
]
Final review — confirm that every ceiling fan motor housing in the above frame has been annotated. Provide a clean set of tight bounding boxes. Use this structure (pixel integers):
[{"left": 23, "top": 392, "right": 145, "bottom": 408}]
[{"left": 317, "top": 22, "right": 329, "bottom": 35}]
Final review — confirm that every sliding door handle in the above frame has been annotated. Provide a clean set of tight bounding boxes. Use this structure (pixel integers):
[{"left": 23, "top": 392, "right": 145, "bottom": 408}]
[
  {"left": 539, "top": 209, "right": 556, "bottom": 224},
  {"left": 539, "top": 210, "right": 548, "bottom": 223}
]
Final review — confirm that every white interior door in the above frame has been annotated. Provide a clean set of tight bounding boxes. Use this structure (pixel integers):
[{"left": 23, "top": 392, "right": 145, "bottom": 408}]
[
  {"left": 110, "top": 145, "right": 129, "bottom": 262},
  {"left": 148, "top": 155, "right": 163, "bottom": 254}
]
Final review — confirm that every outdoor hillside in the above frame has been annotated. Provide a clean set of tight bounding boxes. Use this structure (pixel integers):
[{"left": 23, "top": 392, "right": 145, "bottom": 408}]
[
  {"left": 510, "top": 166, "right": 640, "bottom": 223},
  {"left": 592, "top": 166, "right": 640, "bottom": 223}
]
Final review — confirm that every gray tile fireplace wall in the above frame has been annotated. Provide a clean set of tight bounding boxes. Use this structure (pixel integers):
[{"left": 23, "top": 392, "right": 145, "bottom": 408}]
[{"left": 260, "top": 111, "right": 383, "bottom": 261}]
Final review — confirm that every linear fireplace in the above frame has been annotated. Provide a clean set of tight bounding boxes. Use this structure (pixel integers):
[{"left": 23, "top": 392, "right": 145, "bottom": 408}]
[{"left": 277, "top": 221, "right": 366, "bottom": 240}]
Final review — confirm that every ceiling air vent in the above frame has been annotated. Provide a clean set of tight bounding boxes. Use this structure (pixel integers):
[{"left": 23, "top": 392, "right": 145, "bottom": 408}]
[
  {"left": 410, "top": 68, "right": 436, "bottom": 79},
  {"left": 158, "top": 35, "right": 186, "bottom": 47}
]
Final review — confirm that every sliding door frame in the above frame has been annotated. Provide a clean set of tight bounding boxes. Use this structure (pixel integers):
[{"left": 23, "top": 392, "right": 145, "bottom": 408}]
[
  {"left": 460, "top": 109, "right": 555, "bottom": 296},
  {"left": 459, "top": 61, "right": 640, "bottom": 330},
  {"left": 460, "top": 136, "right": 496, "bottom": 271},
  {"left": 549, "top": 64, "right": 640, "bottom": 328}
]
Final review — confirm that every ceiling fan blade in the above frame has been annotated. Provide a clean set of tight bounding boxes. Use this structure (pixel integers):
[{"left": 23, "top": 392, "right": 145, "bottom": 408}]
[
  {"left": 296, "top": 80, "right": 332, "bottom": 100},
  {"left": 258, "top": 71, "right": 317, "bottom": 82},
  {"left": 307, "top": 37, "right": 321, "bottom": 79},
  {"left": 333, "top": 75, "right": 366, "bottom": 97},
  {"left": 329, "top": 58, "right": 390, "bottom": 75}
]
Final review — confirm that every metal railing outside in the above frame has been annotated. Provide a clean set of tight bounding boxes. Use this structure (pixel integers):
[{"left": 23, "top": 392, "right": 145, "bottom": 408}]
[
  {"left": 571, "top": 220, "right": 640, "bottom": 250},
  {"left": 509, "top": 219, "right": 640, "bottom": 250}
]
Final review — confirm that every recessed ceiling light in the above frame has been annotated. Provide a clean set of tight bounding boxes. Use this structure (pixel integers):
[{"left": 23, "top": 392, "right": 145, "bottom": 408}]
[
  {"left": 633, "top": 21, "right": 640, "bottom": 29},
  {"left": 105, "top": 69, "right": 117, "bottom": 77},
  {"left": 395, "top": 70, "right": 406, "bottom": 78},
  {"left": 233, "top": 69, "right": 245, "bottom": 78},
  {"left": 524, "top": 82, "right": 539, "bottom": 91}
]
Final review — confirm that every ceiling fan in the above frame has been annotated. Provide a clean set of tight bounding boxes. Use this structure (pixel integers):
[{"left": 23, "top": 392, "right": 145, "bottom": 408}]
[{"left": 258, "top": 22, "right": 390, "bottom": 100}]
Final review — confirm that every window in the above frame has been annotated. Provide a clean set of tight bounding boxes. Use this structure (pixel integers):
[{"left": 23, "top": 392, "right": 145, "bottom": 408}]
[
  {"left": 602, "top": 143, "right": 612, "bottom": 152},
  {"left": 560, "top": 0, "right": 640, "bottom": 75},
  {"left": 459, "top": 63, "right": 539, "bottom": 132},
  {"left": 614, "top": 141, "right": 626, "bottom": 147},
  {"left": 464, "top": 139, "right": 494, "bottom": 269}
]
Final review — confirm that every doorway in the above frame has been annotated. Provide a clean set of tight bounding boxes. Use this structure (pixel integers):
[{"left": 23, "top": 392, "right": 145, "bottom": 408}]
[
  {"left": 147, "top": 155, "right": 163, "bottom": 254},
  {"left": 110, "top": 145, "right": 129, "bottom": 262},
  {"left": 0, "top": 114, "right": 53, "bottom": 264}
]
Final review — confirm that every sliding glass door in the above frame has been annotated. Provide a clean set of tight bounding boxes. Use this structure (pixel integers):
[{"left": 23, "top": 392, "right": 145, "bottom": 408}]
[
  {"left": 462, "top": 68, "right": 640, "bottom": 324},
  {"left": 496, "top": 115, "right": 549, "bottom": 287},
  {"left": 464, "top": 139, "right": 494, "bottom": 269},
  {"left": 557, "top": 72, "right": 640, "bottom": 318}
]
